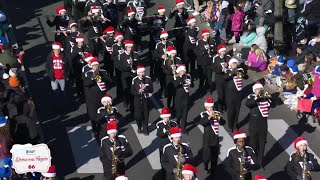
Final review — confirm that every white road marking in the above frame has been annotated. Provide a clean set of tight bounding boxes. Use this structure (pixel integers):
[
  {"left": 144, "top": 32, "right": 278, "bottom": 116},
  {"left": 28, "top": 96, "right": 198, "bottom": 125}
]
[
  {"left": 131, "top": 124, "right": 161, "bottom": 170},
  {"left": 267, "top": 119, "right": 320, "bottom": 161}
]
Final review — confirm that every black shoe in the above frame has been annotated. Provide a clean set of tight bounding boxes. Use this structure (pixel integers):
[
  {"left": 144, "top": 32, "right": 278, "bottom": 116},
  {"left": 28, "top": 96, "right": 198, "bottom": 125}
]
[{"left": 137, "top": 128, "right": 142, "bottom": 134}]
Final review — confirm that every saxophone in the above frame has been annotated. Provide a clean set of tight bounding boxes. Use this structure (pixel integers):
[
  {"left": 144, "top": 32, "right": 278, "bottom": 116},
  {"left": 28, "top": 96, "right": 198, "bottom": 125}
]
[
  {"left": 240, "top": 150, "right": 247, "bottom": 180},
  {"left": 302, "top": 152, "right": 311, "bottom": 180},
  {"left": 106, "top": 105, "right": 114, "bottom": 114},
  {"left": 111, "top": 140, "right": 118, "bottom": 175},
  {"left": 175, "top": 144, "right": 183, "bottom": 180}
]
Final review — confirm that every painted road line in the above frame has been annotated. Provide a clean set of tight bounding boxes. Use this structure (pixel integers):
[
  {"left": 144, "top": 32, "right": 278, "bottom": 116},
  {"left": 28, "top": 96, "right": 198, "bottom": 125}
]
[
  {"left": 67, "top": 125, "right": 103, "bottom": 173},
  {"left": 131, "top": 124, "right": 161, "bottom": 170},
  {"left": 267, "top": 119, "right": 320, "bottom": 161},
  {"left": 197, "top": 125, "right": 234, "bottom": 162}
]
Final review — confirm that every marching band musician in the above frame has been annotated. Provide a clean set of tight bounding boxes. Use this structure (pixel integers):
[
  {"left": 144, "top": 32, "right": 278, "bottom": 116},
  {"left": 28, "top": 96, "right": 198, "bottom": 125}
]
[
  {"left": 213, "top": 44, "right": 228, "bottom": 113},
  {"left": 119, "top": 9, "right": 141, "bottom": 51},
  {"left": 83, "top": 57, "right": 113, "bottom": 137},
  {"left": 100, "top": 121, "right": 133, "bottom": 180},
  {"left": 224, "top": 131, "right": 259, "bottom": 180},
  {"left": 161, "top": 127, "right": 193, "bottom": 180},
  {"left": 84, "top": 0, "right": 104, "bottom": 16},
  {"left": 96, "top": 94, "right": 122, "bottom": 140},
  {"left": 225, "top": 58, "right": 247, "bottom": 132},
  {"left": 162, "top": 46, "right": 182, "bottom": 110},
  {"left": 156, "top": 107, "right": 178, "bottom": 158},
  {"left": 82, "top": 53, "right": 94, "bottom": 75},
  {"left": 174, "top": 64, "right": 192, "bottom": 134},
  {"left": 153, "top": 30, "right": 174, "bottom": 97},
  {"left": 64, "top": 22, "right": 80, "bottom": 53},
  {"left": 69, "top": 35, "right": 90, "bottom": 96},
  {"left": 127, "top": 0, "right": 147, "bottom": 23},
  {"left": 245, "top": 82, "right": 272, "bottom": 170},
  {"left": 183, "top": 16, "right": 199, "bottom": 75},
  {"left": 46, "top": 6, "right": 69, "bottom": 45},
  {"left": 286, "top": 137, "right": 320, "bottom": 180},
  {"left": 103, "top": 0, "right": 118, "bottom": 28},
  {"left": 100, "top": 26, "right": 116, "bottom": 77},
  {"left": 112, "top": 32, "right": 125, "bottom": 99},
  {"left": 196, "top": 29, "right": 214, "bottom": 94},
  {"left": 182, "top": 164, "right": 199, "bottom": 180},
  {"left": 169, "top": 0, "right": 188, "bottom": 56},
  {"left": 200, "top": 96, "right": 224, "bottom": 175},
  {"left": 117, "top": 40, "right": 140, "bottom": 112},
  {"left": 131, "top": 65, "right": 153, "bottom": 135}
]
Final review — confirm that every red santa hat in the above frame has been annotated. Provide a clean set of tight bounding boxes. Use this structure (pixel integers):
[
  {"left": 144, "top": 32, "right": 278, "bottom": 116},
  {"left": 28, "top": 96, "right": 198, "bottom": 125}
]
[
  {"left": 187, "top": 16, "right": 196, "bottom": 25},
  {"left": 90, "top": 57, "right": 99, "bottom": 66},
  {"left": 107, "top": 121, "right": 118, "bottom": 134},
  {"left": 115, "top": 175, "right": 128, "bottom": 180},
  {"left": 158, "top": 5, "right": 166, "bottom": 13},
  {"left": 176, "top": 0, "right": 184, "bottom": 6},
  {"left": 294, "top": 137, "right": 308, "bottom": 150},
  {"left": 41, "top": 165, "right": 56, "bottom": 178},
  {"left": 201, "top": 29, "right": 210, "bottom": 36},
  {"left": 254, "top": 174, "right": 267, "bottom": 180},
  {"left": 69, "top": 22, "right": 78, "bottom": 28},
  {"left": 55, "top": 6, "right": 66, "bottom": 15},
  {"left": 170, "top": 127, "right": 182, "bottom": 138},
  {"left": 166, "top": 46, "right": 177, "bottom": 55},
  {"left": 137, "top": 65, "right": 145, "bottom": 73},
  {"left": 101, "top": 94, "right": 112, "bottom": 105},
  {"left": 217, "top": 44, "right": 226, "bottom": 54},
  {"left": 204, "top": 96, "right": 214, "bottom": 107},
  {"left": 176, "top": 64, "right": 186, "bottom": 73},
  {"left": 233, "top": 131, "right": 247, "bottom": 139},
  {"left": 91, "top": 6, "right": 101, "bottom": 14},
  {"left": 160, "top": 107, "right": 171, "bottom": 118},
  {"left": 125, "top": 40, "right": 134, "bottom": 47},
  {"left": 85, "top": 52, "right": 94, "bottom": 62},
  {"left": 103, "top": 26, "right": 115, "bottom": 35},
  {"left": 128, "top": 8, "right": 135, "bottom": 16},
  {"left": 160, "top": 30, "right": 169, "bottom": 39},
  {"left": 228, "top": 58, "right": 239, "bottom": 67},
  {"left": 115, "top": 32, "right": 124, "bottom": 40},
  {"left": 182, "top": 164, "right": 198, "bottom": 177},
  {"left": 252, "top": 81, "right": 264, "bottom": 92},
  {"left": 52, "top": 42, "right": 63, "bottom": 51},
  {"left": 76, "top": 35, "right": 84, "bottom": 42}
]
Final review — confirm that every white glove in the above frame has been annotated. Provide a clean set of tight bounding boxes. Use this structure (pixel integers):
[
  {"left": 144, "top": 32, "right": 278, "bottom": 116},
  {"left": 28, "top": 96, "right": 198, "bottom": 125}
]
[
  {"left": 311, "top": 96, "right": 317, "bottom": 101},
  {"left": 2, "top": 73, "right": 9, "bottom": 80},
  {"left": 308, "top": 39, "right": 317, "bottom": 46}
]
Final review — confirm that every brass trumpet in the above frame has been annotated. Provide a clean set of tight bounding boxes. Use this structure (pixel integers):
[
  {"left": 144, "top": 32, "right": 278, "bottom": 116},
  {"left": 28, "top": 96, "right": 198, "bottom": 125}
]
[
  {"left": 258, "top": 90, "right": 271, "bottom": 99},
  {"left": 106, "top": 105, "right": 114, "bottom": 114},
  {"left": 210, "top": 111, "right": 222, "bottom": 119},
  {"left": 236, "top": 69, "right": 245, "bottom": 78}
]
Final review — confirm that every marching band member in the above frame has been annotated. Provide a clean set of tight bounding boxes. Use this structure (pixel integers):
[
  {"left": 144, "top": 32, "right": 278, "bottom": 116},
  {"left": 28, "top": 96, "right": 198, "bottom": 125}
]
[
  {"left": 83, "top": 57, "right": 112, "bottom": 137},
  {"left": 162, "top": 46, "right": 182, "bottom": 109},
  {"left": 65, "top": 22, "right": 80, "bottom": 53},
  {"left": 112, "top": 32, "right": 125, "bottom": 99},
  {"left": 156, "top": 107, "right": 178, "bottom": 158},
  {"left": 161, "top": 127, "right": 193, "bottom": 180},
  {"left": 153, "top": 30, "right": 174, "bottom": 96},
  {"left": 131, "top": 65, "right": 153, "bottom": 135},
  {"left": 174, "top": 64, "right": 192, "bottom": 134},
  {"left": 225, "top": 58, "right": 247, "bottom": 132},
  {"left": 224, "top": 131, "right": 259, "bottom": 180},
  {"left": 101, "top": 26, "right": 116, "bottom": 77},
  {"left": 245, "top": 82, "right": 272, "bottom": 170},
  {"left": 183, "top": 16, "right": 199, "bottom": 75},
  {"left": 70, "top": 35, "right": 90, "bottom": 96},
  {"left": 196, "top": 29, "right": 214, "bottom": 94},
  {"left": 200, "top": 97, "right": 224, "bottom": 175},
  {"left": 254, "top": 174, "right": 267, "bottom": 180},
  {"left": 46, "top": 6, "right": 69, "bottom": 45},
  {"left": 96, "top": 94, "right": 122, "bottom": 139},
  {"left": 100, "top": 121, "right": 133, "bottom": 180},
  {"left": 118, "top": 40, "right": 140, "bottom": 112},
  {"left": 286, "top": 137, "right": 320, "bottom": 180},
  {"left": 127, "top": 0, "right": 147, "bottom": 23},
  {"left": 84, "top": 0, "right": 103, "bottom": 16},
  {"left": 169, "top": 0, "right": 188, "bottom": 56},
  {"left": 182, "top": 164, "right": 199, "bottom": 180},
  {"left": 119, "top": 9, "right": 141, "bottom": 51},
  {"left": 213, "top": 44, "right": 228, "bottom": 113},
  {"left": 103, "top": 0, "right": 118, "bottom": 28}
]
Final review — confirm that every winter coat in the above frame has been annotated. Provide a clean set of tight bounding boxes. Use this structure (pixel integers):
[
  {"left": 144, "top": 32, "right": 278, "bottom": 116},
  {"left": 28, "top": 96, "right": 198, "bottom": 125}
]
[
  {"left": 240, "top": 31, "right": 257, "bottom": 46},
  {"left": 311, "top": 73, "right": 320, "bottom": 97},
  {"left": 300, "top": 0, "right": 320, "bottom": 21},
  {"left": 250, "top": 56, "right": 268, "bottom": 71},
  {"left": 252, "top": 27, "right": 267, "bottom": 52},
  {"left": 230, "top": 10, "right": 244, "bottom": 32}
]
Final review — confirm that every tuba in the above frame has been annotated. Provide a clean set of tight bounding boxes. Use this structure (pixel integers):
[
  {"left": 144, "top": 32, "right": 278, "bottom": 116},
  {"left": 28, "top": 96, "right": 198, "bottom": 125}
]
[
  {"left": 240, "top": 150, "right": 247, "bottom": 180},
  {"left": 302, "top": 152, "right": 311, "bottom": 180},
  {"left": 106, "top": 105, "right": 114, "bottom": 114},
  {"left": 175, "top": 144, "right": 183, "bottom": 180},
  {"left": 111, "top": 140, "right": 118, "bottom": 175}
]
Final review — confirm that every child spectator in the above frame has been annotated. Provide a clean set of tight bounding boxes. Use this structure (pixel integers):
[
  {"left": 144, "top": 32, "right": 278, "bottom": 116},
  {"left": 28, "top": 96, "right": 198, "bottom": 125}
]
[
  {"left": 246, "top": 48, "right": 268, "bottom": 71},
  {"left": 229, "top": 5, "right": 245, "bottom": 43}
]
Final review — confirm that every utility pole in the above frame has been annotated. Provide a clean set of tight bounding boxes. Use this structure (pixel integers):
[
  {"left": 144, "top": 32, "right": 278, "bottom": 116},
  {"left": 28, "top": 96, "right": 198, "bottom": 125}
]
[{"left": 274, "top": 0, "right": 284, "bottom": 47}]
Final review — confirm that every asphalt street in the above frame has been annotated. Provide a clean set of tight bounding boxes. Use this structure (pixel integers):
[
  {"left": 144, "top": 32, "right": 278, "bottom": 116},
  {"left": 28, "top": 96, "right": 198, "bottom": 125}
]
[{"left": 8, "top": 0, "right": 320, "bottom": 179}]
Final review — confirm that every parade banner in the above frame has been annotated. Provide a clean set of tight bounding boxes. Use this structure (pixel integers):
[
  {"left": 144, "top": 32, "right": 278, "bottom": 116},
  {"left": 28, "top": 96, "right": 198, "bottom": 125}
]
[{"left": 10, "top": 144, "right": 52, "bottom": 174}]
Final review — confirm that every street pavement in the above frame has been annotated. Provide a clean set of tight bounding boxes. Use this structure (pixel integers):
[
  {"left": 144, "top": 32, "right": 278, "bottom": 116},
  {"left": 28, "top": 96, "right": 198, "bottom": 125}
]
[{"left": 8, "top": 0, "right": 320, "bottom": 179}]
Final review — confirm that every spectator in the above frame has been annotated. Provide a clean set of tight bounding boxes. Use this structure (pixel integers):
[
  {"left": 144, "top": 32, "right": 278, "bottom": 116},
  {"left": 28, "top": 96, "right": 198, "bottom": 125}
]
[
  {"left": 295, "top": 44, "right": 307, "bottom": 64},
  {"left": 250, "top": 5, "right": 265, "bottom": 30},
  {"left": 217, "top": 0, "right": 230, "bottom": 42},
  {"left": 246, "top": 47, "right": 268, "bottom": 71},
  {"left": 229, "top": 5, "right": 244, "bottom": 44},
  {"left": 300, "top": 0, "right": 320, "bottom": 36},
  {"left": 290, "top": 66, "right": 304, "bottom": 90},
  {"left": 302, "top": 53, "right": 316, "bottom": 73},
  {"left": 252, "top": 26, "right": 267, "bottom": 52},
  {"left": 0, "top": 116, "right": 11, "bottom": 160}
]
